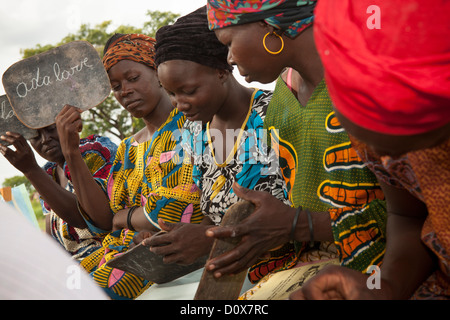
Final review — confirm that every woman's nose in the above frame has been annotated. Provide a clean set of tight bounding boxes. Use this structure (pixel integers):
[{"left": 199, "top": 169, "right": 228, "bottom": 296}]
[
  {"left": 37, "top": 129, "right": 52, "bottom": 144},
  {"left": 120, "top": 82, "right": 133, "bottom": 97},
  {"left": 174, "top": 98, "right": 190, "bottom": 113},
  {"left": 227, "top": 50, "right": 235, "bottom": 65}
]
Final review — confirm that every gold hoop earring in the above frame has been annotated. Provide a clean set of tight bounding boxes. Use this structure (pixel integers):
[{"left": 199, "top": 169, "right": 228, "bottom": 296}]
[{"left": 263, "top": 32, "right": 284, "bottom": 55}]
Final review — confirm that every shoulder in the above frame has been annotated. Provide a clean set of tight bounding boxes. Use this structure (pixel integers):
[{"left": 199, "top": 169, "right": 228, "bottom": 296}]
[
  {"left": 252, "top": 89, "right": 273, "bottom": 105},
  {"left": 251, "top": 89, "right": 273, "bottom": 118},
  {"left": 133, "top": 127, "right": 150, "bottom": 144},
  {"left": 42, "top": 161, "right": 57, "bottom": 177},
  {"left": 79, "top": 134, "right": 118, "bottom": 154},
  {"left": 118, "top": 135, "right": 138, "bottom": 150},
  {"left": 245, "top": 89, "right": 273, "bottom": 126},
  {"left": 160, "top": 108, "right": 186, "bottom": 133}
]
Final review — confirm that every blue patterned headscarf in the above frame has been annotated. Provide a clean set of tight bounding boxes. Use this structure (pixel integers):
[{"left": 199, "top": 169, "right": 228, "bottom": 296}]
[{"left": 207, "top": 0, "right": 317, "bottom": 38}]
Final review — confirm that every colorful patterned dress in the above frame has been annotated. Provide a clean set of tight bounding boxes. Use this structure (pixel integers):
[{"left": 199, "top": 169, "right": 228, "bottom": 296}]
[
  {"left": 351, "top": 136, "right": 450, "bottom": 299},
  {"left": 41, "top": 135, "right": 117, "bottom": 261},
  {"left": 80, "top": 108, "right": 203, "bottom": 300},
  {"left": 263, "top": 75, "right": 387, "bottom": 272},
  {"left": 181, "top": 89, "right": 293, "bottom": 282}
]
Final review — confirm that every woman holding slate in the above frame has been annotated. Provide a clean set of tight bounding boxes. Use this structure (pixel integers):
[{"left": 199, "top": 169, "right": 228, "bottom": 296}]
[
  {"left": 150, "top": 6, "right": 292, "bottom": 284},
  {"left": 0, "top": 125, "right": 117, "bottom": 261},
  {"left": 56, "top": 34, "right": 203, "bottom": 299}
]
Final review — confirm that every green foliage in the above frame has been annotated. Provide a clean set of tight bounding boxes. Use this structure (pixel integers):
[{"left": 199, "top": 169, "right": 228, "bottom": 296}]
[
  {"left": 20, "top": 10, "right": 180, "bottom": 141},
  {"left": 143, "top": 11, "right": 180, "bottom": 36},
  {"left": 3, "top": 175, "right": 34, "bottom": 193},
  {"left": 31, "top": 196, "right": 44, "bottom": 219},
  {"left": 21, "top": 44, "right": 55, "bottom": 59},
  {"left": 2, "top": 176, "right": 44, "bottom": 230}
]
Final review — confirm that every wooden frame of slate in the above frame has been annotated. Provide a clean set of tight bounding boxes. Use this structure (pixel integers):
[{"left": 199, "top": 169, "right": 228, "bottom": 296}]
[
  {"left": 2, "top": 41, "right": 111, "bottom": 129},
  {"left": 0, "top": 95, "right": 38, "bottom": 146}
]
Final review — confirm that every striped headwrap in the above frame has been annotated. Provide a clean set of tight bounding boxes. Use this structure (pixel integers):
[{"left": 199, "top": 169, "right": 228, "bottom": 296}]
[
  {"left": 207, "top": 0, "right": 317, "bottom": 38},
  {"left": 155, "top": 6, "right": 232, "bottom": 71},
  {"left": 102, "top": 34, "right": 157, "bottom": 72}
]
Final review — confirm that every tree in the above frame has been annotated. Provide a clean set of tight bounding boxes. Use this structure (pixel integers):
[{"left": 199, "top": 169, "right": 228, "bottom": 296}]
[
  {"left": 20, "top": 10, "right": 180, "bottom": 141},
  {"left": 3, "top": 175, "right": 34, "bottom": 194}
]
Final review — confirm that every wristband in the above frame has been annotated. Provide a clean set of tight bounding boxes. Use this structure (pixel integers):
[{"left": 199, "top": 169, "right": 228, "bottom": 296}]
[
  {"left": 127, "top": 206, "right": 138, "bottom": 231},
  {"left": 290, "top": 206, "right": 302, "bottom": 241},
  {"left": 305, "top": 208, "right": 314, "bottom": 247}
]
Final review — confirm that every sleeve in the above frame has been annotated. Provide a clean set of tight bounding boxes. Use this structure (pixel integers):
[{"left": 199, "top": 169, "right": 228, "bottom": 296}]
[
  {"left": 236, "top": 110, "right": 292, "bottom": 207},
  {"left": 78, "top": 135, "right": 118, "bottom": 180},
  {"left": 143, "top": 125, "right": 203, "bottom": 229},
  {"left": 75, "top": 200, "right": 110, "bottom": 238},
  {"left": 326, "top": 133, "right": 387, "bottom": 272},
  {"left": 180, "top": 120, "right": 204, "bottom": 190},
  {"left": 328, "top": 199, "right": 387, "bottom": 272},
  {"left": 76, "top": 135, "right": 120, "bottom": 236}
]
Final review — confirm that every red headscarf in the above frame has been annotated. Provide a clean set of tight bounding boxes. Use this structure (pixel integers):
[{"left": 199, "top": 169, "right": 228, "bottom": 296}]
[{"left": 314, "top": 0, "right": 450, "bottom": 135}]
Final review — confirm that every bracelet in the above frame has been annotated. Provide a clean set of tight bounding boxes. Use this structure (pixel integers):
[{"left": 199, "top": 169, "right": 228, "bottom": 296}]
[
  {"left": 127, "top": 206, "right": 138, "bottom": 231},
  {"left": 290, "top": 206, "right": 302, "bottom": 241},
  {"left": 305, "top": 208, "right": 314, "bottom": 248}
]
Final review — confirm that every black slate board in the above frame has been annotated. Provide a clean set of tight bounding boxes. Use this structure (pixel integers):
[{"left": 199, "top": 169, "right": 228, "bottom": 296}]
[
  {"left": 0, "top": 95, "right": 38, "bottom": 146},
  {"left": 106, "top": 235, "right": 207, "bottom": 284},
  {"left": 2, "top": 41, "right": 110, "bottom": 129}
]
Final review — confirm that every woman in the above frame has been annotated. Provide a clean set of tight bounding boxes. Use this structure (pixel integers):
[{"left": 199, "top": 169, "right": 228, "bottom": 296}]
[
  {"left": 57, "top": 34, "right": 203, "bottom": 299},
  {"left": 292, "top": 0, "right": 450, "bottom": 299},
  {"left": 0, "top": 125, "right": 117, "bottom": 261},
  {"left": 146, "top": 6, "right": 292, "bottom": 283},
  {"left": 203, "top": 0, "right": 387, "bottom": 285}
]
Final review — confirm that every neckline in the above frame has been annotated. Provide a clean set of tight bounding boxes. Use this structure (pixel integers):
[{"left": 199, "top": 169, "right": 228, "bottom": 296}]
[
  {"left": 280, "top": 70, "right": 325, "bottom": 108},
  {"left": 131, "top": 108, "right": 177, "bottom": 146},
  {"left": 206, "top": 89, "right": 257, "bottom": 167}
]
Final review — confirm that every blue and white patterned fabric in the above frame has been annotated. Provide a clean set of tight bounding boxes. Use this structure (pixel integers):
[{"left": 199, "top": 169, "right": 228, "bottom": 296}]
[{"left": 181, "top": 89, "right": 291, "bottom": 224}]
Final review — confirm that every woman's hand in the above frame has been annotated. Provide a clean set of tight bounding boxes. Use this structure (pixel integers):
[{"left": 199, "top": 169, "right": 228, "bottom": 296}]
[
  {"left": 130, "top": 230, "right": 155, "bottom": 249},
  {"left": 204, "top": 182, "right": 295, "bottom": 278},
  {"left": 0, "top": 132, "right": 40, "bottom": 174},
  {"left": 142, "top": 218, "right": 215, "bottom": 265},
  {"left": 55, "top": 104, "right": 82, "bottom": 158},
  {"left": 289, "top": 264, "right": 393, "bottom": 300}
]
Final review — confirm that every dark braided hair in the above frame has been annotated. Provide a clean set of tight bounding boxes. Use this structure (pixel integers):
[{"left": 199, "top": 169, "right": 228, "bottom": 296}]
[{"left": 155, "top": 6, "right": 233, "bottom": 71}]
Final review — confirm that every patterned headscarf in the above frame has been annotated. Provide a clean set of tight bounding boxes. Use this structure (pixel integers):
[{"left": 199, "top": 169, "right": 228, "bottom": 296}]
[
  {"left": 207, "top": 0, "right": 317, "bottom": 38},
  {"left": 102, "top": 34, "right": 157, "bottom": 72},
  {"left": 155, "top": 6, "right": 232, "bottom": 71}
]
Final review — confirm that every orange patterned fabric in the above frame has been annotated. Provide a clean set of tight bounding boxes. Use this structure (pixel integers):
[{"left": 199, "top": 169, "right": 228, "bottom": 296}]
[
  {"left": 102, "top": 34, "right": 157, "bottom": 72},
  {"left": 351, "top": 135, "right": 450, "bottom": 298},
  {"left": 408, "top": 138, "right": 450, "bottom": 298}
]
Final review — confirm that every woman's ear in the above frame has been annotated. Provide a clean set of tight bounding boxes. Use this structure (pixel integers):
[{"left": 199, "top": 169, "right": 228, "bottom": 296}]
[
  {"left": 217, "top": 69, "right": 230, "bottom": 83},
  {"left": 258, "top": 21, "right": 277, "bottom": 34}
]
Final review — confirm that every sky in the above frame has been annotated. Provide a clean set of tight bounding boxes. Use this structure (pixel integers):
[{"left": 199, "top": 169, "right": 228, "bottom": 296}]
[{"left": 0, "top": 0, "right": 275, "bottom": 186}]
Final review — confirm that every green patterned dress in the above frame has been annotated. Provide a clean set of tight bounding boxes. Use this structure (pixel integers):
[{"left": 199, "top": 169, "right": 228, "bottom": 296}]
[{"left": 263, "top": 75, "right": 387, "bottom": 272}]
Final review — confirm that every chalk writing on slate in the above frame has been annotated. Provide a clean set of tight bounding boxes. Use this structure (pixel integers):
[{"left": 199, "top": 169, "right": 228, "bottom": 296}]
[
  {"left": 2, "top": 41, "right": 111, "bottom": 129},
  {"left": 0, "top": 95, "right": 38, "bottom": 146}
]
